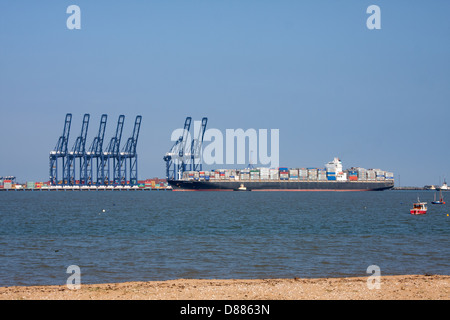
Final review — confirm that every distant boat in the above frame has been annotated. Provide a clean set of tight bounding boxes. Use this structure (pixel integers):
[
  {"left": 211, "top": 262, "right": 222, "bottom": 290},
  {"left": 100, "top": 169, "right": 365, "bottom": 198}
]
[
  {"left": 431, "top": 189, "right": 445, "bottom": 204},
  {"left": 436, "top": 180, "right": 448, "bottom": 191},
  {"left": 234, "top": 184, "right": 251, "bottom": 191},
  {"left": 410, "top": 197, "right": 427, "bottom": 215}
]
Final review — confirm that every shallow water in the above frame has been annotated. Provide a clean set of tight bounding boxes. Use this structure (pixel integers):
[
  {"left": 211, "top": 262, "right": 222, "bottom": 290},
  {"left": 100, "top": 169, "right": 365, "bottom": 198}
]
[{"left": 0, "top": 190, "right": 449, "bottom": 286}]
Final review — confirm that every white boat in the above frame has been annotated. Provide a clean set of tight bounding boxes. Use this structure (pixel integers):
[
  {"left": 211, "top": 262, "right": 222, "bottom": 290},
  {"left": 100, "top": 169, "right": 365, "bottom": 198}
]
[
  {"left": 437, "top": 180, "right": 448, "bottom": 191},
  {"left": 234, "top": 183, "right": 251, "bottom": 191}
]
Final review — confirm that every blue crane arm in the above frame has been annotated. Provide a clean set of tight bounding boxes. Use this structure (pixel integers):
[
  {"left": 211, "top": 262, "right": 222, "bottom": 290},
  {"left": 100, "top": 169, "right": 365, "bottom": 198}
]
[
  {"left": 113, "top": 115, "right": 125, "bottom": 155},
  {"left": 130, "top": 115, "right": 142, "bottom": 155},
  {"left": 178, "top": 117, "right": 192, "bottom": 158},
  {"left": 71, "top": 114, "right": 90, "bottom": 154},
  {"left": 88, "top": 114, "right": 107, "bottom": 154},
  {"left": 121, "top": 115, "right": 141, "bottom": 155},
  {"left": 106, "top": 115, "right": 125, "bottom": 155},
  {"left": 53, "top": 113, "right": 72, "bottom": 154},
  {"left": 191, "top": 117, "right": 208, "bottom": 157}
]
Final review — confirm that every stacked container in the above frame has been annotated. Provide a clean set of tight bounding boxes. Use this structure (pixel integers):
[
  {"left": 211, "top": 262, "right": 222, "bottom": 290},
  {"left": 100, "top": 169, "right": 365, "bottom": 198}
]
[
  {"left": 366, "top": 170, "right": 376, "bottom": 181},
  {"left": 259, "top": 168, "right": 270, "bottom": 180},
  {"left": 269, "top": 169, "right": 278, "bottom": 180},
  {"left": 348, "top": 170, "right": 358, "bottom": 181},
  {"left": 327, "top": 172, "right": 336, "bottom": 181},
  {"left": 385, "top": 172, "right": 394, "bottom": 180},
  {"left": 317, "top": 169, "right": 327, "bottom": 181},
  {"left": 26, "top": 182, "right": 35, "bottom": 189},
  {"left": 289, "top": 169, "right": 299, "bottom": 180},
  {"left": 308, "top": 168, "right": 318, "bottom": 181},
  {"left": 4, "top": 180, "right": 12, "bottom": 189},
  {"left": 376, "top": 170, "right": 385, "bottom": 181},
  {"left": 250, "top": 169, "right": 260, "bottom": 180},
  {"left": 240, "top": 169, "right": 250, "bottom": 180},
  {"left": 299, "top": 168, "right": 308, "bottom": 181},
  {"left": 279, "top": 168, "right": 289, "bottom": 180},
  {"left": 357, "top": 168, "right": 367, "bottom": 181}
]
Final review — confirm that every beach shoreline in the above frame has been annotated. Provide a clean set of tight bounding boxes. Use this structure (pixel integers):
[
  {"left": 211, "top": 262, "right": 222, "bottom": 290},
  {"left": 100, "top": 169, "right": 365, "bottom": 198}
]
[{"left": 0, "top": 274, "right": 448, "bottom": 300}]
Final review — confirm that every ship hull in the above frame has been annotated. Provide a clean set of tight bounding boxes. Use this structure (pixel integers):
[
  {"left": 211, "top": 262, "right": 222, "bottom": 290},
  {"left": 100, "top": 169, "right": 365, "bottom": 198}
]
[{"left": 168, "top": 180, "right": 394, "bottom": 191}]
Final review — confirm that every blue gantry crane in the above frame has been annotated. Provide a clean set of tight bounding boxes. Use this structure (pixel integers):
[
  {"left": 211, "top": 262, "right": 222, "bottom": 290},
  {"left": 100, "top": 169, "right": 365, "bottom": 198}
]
[
  {"left": 190, "top": 117, "right": 208, "bottom": 172},
  {"left": 50, "top": 113, "right": 143, "bottom": 187},
  {"left": 84, "top": 114, "right": 108, "bottom": 185},
  {"left": 103, "top": 115, "right": 125, "bottom": 185},
  {"left": 64, "top": 114, "right": 90, "bottom": 185},
  {"left": 49, "top": 113, "right": 72, "bottom": 185},
  {"left": 164, "top": 117, "right": 193, "bottom": 180},
  {"left": 118, "top": 115, "right": 142, "bottom": 185}
]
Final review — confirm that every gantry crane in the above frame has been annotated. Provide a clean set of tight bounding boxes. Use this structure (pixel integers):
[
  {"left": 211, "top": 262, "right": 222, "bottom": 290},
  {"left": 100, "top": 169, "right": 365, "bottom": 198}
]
[
  {"left": 190, "top": 117, "right": 208, "bottom": 172},
  {"left": 164, "top": 117, "right": 192, "bottom": 180},
  {"left": 103, "top": 115, "right": 125, "bottom": 185},
  {"left": 84, "top": 114, "right": 107, "bottom": 185},
  {"left": 118, "top": 115, "right": 142, "bottom": 185},
  {"left": 64, "top": 114, "right": 90, "bottom": 185},
  {"left": 49, "top": 113, "right": 72, "bottom": 185}
]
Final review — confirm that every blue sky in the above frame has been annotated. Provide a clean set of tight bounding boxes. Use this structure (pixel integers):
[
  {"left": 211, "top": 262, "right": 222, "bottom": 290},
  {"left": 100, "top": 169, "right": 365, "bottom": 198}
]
[{"left": 0, "top": 1, "right": 449, "bottom": 186}]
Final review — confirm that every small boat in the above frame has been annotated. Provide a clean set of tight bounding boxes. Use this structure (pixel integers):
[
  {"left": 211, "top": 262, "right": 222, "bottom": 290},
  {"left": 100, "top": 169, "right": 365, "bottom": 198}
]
[
  {"left": 410, "top": 197, "right": 427, "bottom": 215},
  {"left": 234, "top": 184, "right": 251, "bottom": 191},
  {"left": 431, "top": 189, "right": 445, "bottom": 204}
]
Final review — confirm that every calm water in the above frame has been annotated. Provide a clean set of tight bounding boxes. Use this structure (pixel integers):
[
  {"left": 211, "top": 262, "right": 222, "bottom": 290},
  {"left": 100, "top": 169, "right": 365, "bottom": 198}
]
[{"left": 0, "top": 190, "right": 449, "bottom": 286}]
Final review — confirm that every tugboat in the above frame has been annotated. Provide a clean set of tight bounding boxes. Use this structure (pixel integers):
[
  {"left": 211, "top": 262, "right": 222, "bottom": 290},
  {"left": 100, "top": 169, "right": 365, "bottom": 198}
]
[
  {"left": 410, "top": 197, "right": 427, "bottom": 215},
  {"left": 234, "top": 184, "right": 251, "bottom": 191}
]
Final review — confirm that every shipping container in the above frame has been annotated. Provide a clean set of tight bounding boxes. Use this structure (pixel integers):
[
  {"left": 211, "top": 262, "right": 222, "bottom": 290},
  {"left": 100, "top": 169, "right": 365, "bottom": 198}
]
[
  {"left": 308, "top": 169, "right": 318, "bottom": 180},
  {"left": 279, "top": 171, "right": 289, "bottom": 180}
]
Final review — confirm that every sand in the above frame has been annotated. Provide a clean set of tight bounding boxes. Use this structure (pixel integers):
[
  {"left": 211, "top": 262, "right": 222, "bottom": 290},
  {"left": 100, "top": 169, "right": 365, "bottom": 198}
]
[{"left": 0, "top": 274, "right": 448, "bottom": 300}]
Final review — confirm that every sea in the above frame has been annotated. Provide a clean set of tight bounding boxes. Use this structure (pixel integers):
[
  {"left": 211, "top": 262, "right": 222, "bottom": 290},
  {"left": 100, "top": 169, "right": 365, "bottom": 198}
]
[{"left": 0, "top": 190, "right": 449, "bottom": 287}]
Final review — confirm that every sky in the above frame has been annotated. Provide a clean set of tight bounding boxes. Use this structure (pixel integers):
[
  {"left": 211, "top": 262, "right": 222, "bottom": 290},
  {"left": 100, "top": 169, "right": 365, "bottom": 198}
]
[{"left": 0, "top": 0, "right": 449, "bottom": 187}]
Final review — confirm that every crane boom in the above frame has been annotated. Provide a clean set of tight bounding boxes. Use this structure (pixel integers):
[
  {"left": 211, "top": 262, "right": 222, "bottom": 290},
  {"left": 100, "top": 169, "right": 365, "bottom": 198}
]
[
  {"left": 49, "top": 113, "right": 72, "bottom": 185},
  {"left": 119, "top": 115, "right": 142, "bottom": 185},
  {"left": 190, "top": 117, "right": 208, "bottom": 171},
  {"left": 65, "top": 114, "right": 90, "bottom": 185}
]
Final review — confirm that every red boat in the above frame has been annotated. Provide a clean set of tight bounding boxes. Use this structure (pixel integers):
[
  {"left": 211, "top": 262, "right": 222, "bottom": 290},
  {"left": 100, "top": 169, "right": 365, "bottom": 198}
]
[{"left": 410, "top": 198, "right": 427, "bottom": 215}]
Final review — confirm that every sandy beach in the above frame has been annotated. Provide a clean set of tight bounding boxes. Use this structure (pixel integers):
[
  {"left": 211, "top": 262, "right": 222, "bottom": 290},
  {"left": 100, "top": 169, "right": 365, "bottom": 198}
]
[{"left": 0, "top": 274, "right": 448, "bottom": 300}]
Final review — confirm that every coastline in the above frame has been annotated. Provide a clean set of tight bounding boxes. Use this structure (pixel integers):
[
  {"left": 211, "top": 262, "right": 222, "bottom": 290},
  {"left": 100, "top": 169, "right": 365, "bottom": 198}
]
[{"left": 0, "top": 274, "right": 448, "bottom": 300}]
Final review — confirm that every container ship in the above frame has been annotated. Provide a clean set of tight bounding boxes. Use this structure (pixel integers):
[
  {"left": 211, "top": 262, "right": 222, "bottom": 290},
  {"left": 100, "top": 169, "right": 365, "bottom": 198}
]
[{"left": 168, "top": 158, "right": 394, "bottom": 191}]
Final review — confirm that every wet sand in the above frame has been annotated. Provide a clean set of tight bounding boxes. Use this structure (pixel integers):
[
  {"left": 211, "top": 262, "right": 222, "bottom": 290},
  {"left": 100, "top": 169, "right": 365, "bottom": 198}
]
[{"left": 0, "top": 274, "right": 448, "bottom": 300}]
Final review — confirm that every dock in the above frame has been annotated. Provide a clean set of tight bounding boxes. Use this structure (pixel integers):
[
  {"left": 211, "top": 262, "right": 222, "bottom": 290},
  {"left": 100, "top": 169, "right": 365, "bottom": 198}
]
[{"left": 0, "top": 186, "right": 172, "bottom": 192}]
